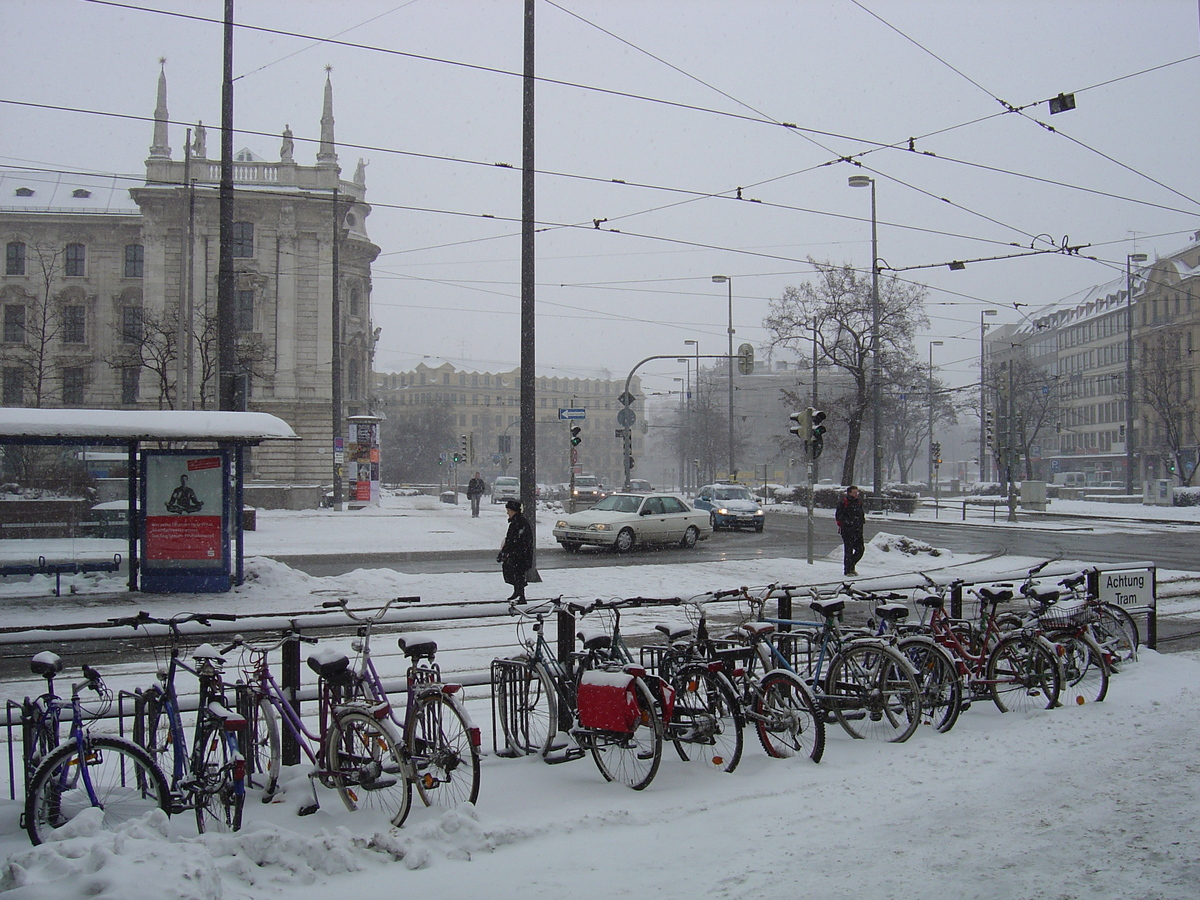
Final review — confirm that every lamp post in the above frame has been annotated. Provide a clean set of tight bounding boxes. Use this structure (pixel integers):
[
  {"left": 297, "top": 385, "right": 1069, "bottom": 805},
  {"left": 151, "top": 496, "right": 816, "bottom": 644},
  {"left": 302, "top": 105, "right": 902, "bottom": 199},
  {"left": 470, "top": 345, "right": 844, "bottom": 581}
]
[
  {"left": 673, "top": 376, "right": 685, "bottom": 491},
  {"left": 1126, "top": 252, "right": 1148, "bottom": 494},
  {"left": 979, "top": 309, "right": 998, "bottom": 481},
  {"left": 927, "top": 340, "right": 944, "bottom": 488},
  {"left": 711, "top": 276, "right": 734, "bottom": 480},
  {"left": 848, "top": 175, "right": 881, "bottom": 501},
  {"left": 684, "top": 340, "right": 699, "bottom": 491}
]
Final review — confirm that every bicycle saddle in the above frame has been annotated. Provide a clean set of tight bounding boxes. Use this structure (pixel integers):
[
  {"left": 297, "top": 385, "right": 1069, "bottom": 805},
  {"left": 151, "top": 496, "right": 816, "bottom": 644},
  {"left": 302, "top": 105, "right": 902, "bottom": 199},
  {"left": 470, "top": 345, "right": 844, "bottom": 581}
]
[
  {"left": 874, "top": 602, "right": 909, "bottom": 621},
  {"left": 809, "top": 597, "right": 845, "bottom": 617},
  {"left": 30, "top": 651, "right": 63, "bottom": 678},
  {"left": 397, "top": 634, "right": 438, "bottom": 660}
]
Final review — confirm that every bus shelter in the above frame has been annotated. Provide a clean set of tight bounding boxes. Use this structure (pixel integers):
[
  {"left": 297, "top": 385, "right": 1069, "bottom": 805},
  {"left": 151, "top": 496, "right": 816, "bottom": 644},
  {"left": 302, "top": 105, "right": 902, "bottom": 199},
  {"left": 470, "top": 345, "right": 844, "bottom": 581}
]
[{"left": 0, "top": 408, "right": 298, "bottom": 593}]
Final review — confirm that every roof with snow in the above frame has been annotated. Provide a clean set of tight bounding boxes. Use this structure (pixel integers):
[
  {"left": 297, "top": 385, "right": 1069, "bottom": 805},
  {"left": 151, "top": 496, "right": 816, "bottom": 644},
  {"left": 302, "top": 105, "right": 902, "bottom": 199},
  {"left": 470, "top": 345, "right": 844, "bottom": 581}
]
[
  {"left": 0, "top": 168, "right": 139, "bottom": 214},
  {"left": 0, "top": 408, "right": 299, "bottom": 444}
]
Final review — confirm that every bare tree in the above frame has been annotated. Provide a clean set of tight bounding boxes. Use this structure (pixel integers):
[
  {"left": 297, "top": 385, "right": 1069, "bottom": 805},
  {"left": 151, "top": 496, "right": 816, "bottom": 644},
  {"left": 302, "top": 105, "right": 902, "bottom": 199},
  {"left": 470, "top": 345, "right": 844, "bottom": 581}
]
[
  {"left": 988, "top": 353, "right": 1061, "bottom": 481},
  {"left": 1139, "top": 332, "right": 1197, "bottom": 486},
  {"left": 664, "top": 368, "right": 751, "bottom": 485},
  {"left": 380, "top": 402, "right": 457, "bottom": 483},
  {"left": 7, "top": 245, "right": 67, "bottom": 408},
  {"left": 766, "top": 259, "right": 929, "bottom": 486}
]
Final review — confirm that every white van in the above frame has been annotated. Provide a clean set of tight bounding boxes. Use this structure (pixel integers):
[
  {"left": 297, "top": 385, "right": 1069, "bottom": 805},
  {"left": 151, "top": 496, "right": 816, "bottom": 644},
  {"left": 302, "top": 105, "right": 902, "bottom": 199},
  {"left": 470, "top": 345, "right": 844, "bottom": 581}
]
[{"left": 1051, "top": 472, "right": 1087, "bottom": 487}]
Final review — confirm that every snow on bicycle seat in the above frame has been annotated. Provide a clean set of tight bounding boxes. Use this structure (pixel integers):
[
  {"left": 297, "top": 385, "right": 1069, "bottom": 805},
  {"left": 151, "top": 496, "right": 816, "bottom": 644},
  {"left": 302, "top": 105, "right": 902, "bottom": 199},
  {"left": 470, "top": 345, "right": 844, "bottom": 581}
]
[
  {"left": 874, "top": 601, "right": 909, "bottom": 621},
  {"left": 397, "top": 634, "right": 438, "bottom": 659},
  {"left": 307, "top": 646, "right": 352, "bottom": 683},
  {"left": 1026, "top": 583, "right": 1060, "bottom": 604},
  {"left": 654, "top": 623, "right": 691, "bottom": 642},
  {"left": 192, "top": 643, "right": 225, "bottom": 662},
  {"left": 977, "top": 586, "right": 1014, "bottom": 603},
  {"left": 809, "top": 597, "right": 845, "bottom": 617},
  {"left": 736, "top": 621, "right": 775, "bottom": 638},
  {"left": 914, "top": 594, "right": 943, "bottom": 609},
  {"left": 577, "top": 627, "right": 612, "bottom": 651},
  {"left": 30, "top": 650, "right": 64, "bottom": 678}
]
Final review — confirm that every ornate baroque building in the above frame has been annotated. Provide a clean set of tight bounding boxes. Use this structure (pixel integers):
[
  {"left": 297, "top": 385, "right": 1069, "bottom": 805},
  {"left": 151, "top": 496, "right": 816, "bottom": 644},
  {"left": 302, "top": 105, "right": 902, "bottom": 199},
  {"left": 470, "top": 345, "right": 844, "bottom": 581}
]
[{"left": 0, "top": 66, "right": 378, "bottom": 497}]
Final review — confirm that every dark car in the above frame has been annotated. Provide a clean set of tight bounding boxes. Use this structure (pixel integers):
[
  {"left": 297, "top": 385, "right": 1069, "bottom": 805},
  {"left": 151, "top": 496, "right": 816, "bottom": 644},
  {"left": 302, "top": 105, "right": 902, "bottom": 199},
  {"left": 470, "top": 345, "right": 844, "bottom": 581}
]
[{"left": 693, "top": 483, "right": 766, "bottom": 532}]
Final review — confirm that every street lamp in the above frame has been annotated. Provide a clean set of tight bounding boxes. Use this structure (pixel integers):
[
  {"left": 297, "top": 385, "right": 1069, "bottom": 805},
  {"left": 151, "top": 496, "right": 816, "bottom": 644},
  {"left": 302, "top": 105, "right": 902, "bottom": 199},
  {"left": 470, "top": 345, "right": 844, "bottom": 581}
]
[
  {"left": 1126, "top": 252, "right": 1148, "bottom": 494},
  {"left": 979, "top": 309, "right": 998, "bottom": 481},
  {"left": 848, "top": 175, "right": 881, "bottom": 500},
  {"left": 711, "top": 275, "right": 734, "bottom": 480},
  {"left": 684, "top": 339, "right": 699, "bottom": 492},
  {"left": 928, "top": 340, "right": 944, "bottom": 487}
]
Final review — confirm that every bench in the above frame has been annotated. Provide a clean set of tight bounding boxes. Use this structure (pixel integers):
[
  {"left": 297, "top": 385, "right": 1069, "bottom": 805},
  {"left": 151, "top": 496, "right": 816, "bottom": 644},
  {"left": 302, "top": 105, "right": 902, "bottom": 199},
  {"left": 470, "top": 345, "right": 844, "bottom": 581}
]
[{"left": 0, "top": 554, "right": 123, "bottom": 596}]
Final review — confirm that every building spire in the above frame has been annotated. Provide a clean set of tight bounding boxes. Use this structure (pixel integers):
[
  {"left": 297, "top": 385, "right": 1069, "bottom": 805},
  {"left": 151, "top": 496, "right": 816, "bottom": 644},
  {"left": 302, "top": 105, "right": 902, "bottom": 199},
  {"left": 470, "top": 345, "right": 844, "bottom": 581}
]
[
  {"left": 317, "top": 66, "right": 338, "bottom": 168},
  {"left": 149, "top": 58, "right": 171, "bottom": 159}
]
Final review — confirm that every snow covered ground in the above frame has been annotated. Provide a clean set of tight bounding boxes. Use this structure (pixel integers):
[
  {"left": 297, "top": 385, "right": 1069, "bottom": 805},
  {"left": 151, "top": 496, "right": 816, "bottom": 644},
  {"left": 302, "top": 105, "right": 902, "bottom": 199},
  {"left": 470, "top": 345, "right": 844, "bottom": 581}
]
[{"left": 0, "top": 494, "right": 1197, "bottom": 898}]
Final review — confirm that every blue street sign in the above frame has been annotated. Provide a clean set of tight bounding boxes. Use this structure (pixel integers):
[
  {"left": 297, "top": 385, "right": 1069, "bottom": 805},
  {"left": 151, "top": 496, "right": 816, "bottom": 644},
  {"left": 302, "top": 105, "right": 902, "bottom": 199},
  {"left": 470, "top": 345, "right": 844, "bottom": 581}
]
[{"left": 559, "top": 408, "right": 587, "bottom": 420}]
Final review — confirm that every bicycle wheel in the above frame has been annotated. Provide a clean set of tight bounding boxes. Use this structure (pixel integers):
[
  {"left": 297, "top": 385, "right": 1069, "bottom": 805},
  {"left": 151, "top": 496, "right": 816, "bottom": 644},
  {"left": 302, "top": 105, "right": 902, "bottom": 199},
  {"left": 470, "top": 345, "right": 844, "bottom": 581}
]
[
  {"left": 754, "top": 669, "right": 825, "bottom": 763},
  {"left": 1048, "top": 630, "right": 1109, "bottom": 705},
  {"left": 1094, "top": 604, "right": 1139, "bottom": 666},
  {"left": 826, "top": 643, "right": 921, "bottom": 743},
  {"left": 495, "top": 656, "right": 556, "bottom": 756},
  {"left": 140, "top": 686, "right": 173, "bottom": 758},
  {"left": 325, "top": 708, "right": 411, "bottom": 828},
  {"left": 669, "top": 665, "right": 743, "bottom": 773},
  {"left": 191, "top": 719, "right": 245, "bottom": 833},
  {"left": 897, "top": 635, "right": 962, "bottom": 734},
  {"left": 589, "top": 678, "right": 663, "bottom": 790},
  {"left": 25, "top": 735, "right": 171, "bottom": 845},
  {"left": 408, "top": 692, "right": 481, "bottom": 809},
  {"left": 242, "top": 695, "right": 281, "bottom": 797},
  {"left": 987, "top": 634, "right": 1062, "bottom": 713}
]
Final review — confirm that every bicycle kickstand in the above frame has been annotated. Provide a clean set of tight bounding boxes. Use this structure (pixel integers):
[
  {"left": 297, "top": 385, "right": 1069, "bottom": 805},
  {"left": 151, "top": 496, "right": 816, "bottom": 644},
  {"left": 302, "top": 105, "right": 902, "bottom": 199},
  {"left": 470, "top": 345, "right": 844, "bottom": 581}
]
[{"left": 298, "top": 771, "right": 321, "bottom": 816}]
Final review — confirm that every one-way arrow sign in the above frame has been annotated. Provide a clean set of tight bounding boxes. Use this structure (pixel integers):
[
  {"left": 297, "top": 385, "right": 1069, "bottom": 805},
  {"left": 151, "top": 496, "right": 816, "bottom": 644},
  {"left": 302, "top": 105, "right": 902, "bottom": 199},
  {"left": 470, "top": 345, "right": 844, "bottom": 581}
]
[{"left": 558, "top": 407, "right": 587, "bottom": 420}]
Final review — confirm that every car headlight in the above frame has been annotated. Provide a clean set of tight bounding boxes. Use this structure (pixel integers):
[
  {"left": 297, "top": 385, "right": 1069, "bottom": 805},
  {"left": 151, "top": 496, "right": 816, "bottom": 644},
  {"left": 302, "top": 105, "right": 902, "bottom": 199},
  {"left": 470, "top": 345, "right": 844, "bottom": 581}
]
[
  {"left": 572, "top": 489, "right": 580, "bottom": 496},
  {"left": 754, "top": 509, "right": 764, "bottom": 516},
  {"left": 717, "top": 507, "right": 729, "bottom": 515},
  {"left": 588, "top": 523, "right": 611, "bottom": 531},
  {"left": 555, "top": 520, "right": 568, "bottom": 529}
]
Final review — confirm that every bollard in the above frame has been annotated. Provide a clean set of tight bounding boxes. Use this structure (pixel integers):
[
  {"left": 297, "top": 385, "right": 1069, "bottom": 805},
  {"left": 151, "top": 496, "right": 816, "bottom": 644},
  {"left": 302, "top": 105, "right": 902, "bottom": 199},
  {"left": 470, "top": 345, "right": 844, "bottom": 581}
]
[
  {"left": 557, "top": 607, "right": 575, "bottom": 732},
  {"left": 281, "top": 625, "right": 301, "bottom": 766}
]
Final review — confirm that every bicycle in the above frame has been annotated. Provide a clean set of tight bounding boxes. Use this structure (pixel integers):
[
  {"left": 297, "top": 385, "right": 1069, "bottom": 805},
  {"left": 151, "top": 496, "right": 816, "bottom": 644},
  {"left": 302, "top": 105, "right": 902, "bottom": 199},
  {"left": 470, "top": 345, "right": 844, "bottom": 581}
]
[
  {"left": 743, "top": 585, "right": 923, "bottom": 743},
  {"left": 646, "top": 590, "right": 824, "bottom": 764},
  {"left": 492, "top": 596, "right": 668, "bottom": 790},
  {"left": 231, "top": 630, "right": 411, "bottom": 827},
  {"left": 842, "top": 583, "right": 963, "bottom": 734},
  {"left": 322, "top": 598, "right": 481, "bottom": 813},
  {"left": 914, "top": 573, "right": 1062, "bottom": 714},
  {"left": 110, "top": 611, "right": 246, "bottom": 833},
  {"left": 20, "top": 651, "right": 171, "bottom": 845}
]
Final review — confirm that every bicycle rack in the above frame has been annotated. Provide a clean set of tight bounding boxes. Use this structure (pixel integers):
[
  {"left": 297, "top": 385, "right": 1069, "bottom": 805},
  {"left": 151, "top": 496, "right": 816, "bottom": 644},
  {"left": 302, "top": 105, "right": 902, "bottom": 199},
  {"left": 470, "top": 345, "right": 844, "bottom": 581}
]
[{"left": 490, "top": 658, "right": 537, "bottom": 757}]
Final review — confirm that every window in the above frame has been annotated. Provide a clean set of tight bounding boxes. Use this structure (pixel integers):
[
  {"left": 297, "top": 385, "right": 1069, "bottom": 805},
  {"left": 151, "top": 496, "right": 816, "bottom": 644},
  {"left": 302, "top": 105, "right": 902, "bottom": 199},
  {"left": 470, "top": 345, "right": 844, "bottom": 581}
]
[
  {"left": 347, "top": 363, "right": 360, "bottom": 400},
  {"left": 349, "top": 284, "right": 361, "bottom": 317},
  {"left": 121, "top": 306, "right": 143, "bottom": 344},
  {"left": 121, "top": 368, "right": 140, "bottom": 404},
  {"left": 443, "top": 373, "right": 451, "bottom": 385},
  {"left": 64, "top": 243, "right": 85, "bottom": 276},
  {"left": 124, "top": 244, "right": 144, "bottom": 278},
  {"left": 236, "top": 289, "right": 254, "bottom": 331},
  {"left": 3, "top": 368, "right": 23, "bottom": 405},
  {"left": 5, "top": 241, "right": 25, "bottom": 276},
  {"left": 4, "top": 305, "right": 25, "bottom": 343},
  {"left": 231, "top": 222, "right": 254, "bottom": 258},
  {"left": 63, "top": 305, "right": 86, "bottom": 344},
  {"left": 62, "top": 367, "right": 85, "bottom": 405}
]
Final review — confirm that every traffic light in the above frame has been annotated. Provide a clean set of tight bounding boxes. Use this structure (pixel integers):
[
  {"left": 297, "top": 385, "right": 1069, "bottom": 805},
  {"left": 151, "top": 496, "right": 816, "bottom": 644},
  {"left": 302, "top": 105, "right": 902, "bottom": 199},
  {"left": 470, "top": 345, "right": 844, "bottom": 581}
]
[
  {"left": 789, "top": 409, "right": 811, "bottom": 441},
  {"left": 810, "top": 408, "right": 827, "bottom": 459},
  {"left": 460, "top": 434, "right": 468, "bottom": 460},
  {"left": 985, "top": 409, "right": 995, "bottom": 448},
  {"left": 931, "top": 441, "right": 942, "bottom": 466},
  {"left": 570, "top": 424, "right": 582, "bottom": 446}
]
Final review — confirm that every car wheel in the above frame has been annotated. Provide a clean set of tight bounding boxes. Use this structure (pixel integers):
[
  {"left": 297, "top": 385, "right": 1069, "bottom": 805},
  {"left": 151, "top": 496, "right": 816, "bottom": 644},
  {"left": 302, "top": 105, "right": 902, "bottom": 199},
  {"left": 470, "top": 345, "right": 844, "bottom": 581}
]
[
  {"left": 561, "top": 541, "right": 581, "bottom": 553},
  {"left": 680, "top": 525, "right": 699, "bottom": 549},
  {"left": 709, "top": 512, "right": 720, "bottom": 532},
  {"left": 614, "top": 528, "right": 636, "bottom": 553},
  {"left": 754, "top": 522, "right": 764, "bottom": 533}
]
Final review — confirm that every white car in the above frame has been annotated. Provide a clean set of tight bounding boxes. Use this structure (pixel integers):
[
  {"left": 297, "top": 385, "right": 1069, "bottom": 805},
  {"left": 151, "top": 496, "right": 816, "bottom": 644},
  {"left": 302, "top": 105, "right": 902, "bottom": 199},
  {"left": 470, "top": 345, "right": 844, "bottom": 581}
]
[
  {"left": 552, "top": 492, "right": 711, "bottom": 553},
  {"left": 491, "top": 476, "right": 520, "bottom": 503}
]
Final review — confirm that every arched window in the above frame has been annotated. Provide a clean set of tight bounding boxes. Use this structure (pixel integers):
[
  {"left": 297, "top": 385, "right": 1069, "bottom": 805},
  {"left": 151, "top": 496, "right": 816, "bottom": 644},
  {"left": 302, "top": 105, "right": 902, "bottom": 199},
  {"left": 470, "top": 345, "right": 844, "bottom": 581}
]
[{"left": 5, "top": 241, "right": 25, "bottom": 276}]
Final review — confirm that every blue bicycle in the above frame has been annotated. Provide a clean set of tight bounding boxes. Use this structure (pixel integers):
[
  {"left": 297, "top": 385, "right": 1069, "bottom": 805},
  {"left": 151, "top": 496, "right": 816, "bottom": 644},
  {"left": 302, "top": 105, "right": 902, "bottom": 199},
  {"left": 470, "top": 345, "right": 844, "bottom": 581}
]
[{"left": 20, "top": 652, "right": 171, "bottom": 845}]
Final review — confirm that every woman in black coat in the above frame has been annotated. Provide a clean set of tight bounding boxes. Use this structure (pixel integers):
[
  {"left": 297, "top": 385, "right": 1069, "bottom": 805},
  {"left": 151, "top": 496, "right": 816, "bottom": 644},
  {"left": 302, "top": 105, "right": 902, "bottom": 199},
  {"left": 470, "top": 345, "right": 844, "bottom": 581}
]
[{"left": 498, "top": 500, "right": 533, "bottom": 601}]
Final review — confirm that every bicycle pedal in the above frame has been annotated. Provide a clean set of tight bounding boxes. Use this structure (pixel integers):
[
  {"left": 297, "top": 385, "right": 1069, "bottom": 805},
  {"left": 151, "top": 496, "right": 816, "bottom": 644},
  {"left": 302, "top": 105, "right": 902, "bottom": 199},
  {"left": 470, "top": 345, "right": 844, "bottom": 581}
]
[
  {"left": 361, "top": 776, "right": 398, "bottom": 791},
  {"left": 543, "top": 748, "right": 585, "bottom": 764},
  {"left": 298, "top": 802, "right": 319, "bottom": 816}
]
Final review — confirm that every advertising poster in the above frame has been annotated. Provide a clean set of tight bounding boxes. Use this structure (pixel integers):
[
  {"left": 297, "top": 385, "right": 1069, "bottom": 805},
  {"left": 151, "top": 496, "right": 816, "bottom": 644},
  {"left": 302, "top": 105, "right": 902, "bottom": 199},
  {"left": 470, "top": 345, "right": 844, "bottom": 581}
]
[
  {"left": 143, "top": 452, "right": 227, "bottom": 573},
  {"left": 346, "top": 417, "right": 381, "bottom": 506}
]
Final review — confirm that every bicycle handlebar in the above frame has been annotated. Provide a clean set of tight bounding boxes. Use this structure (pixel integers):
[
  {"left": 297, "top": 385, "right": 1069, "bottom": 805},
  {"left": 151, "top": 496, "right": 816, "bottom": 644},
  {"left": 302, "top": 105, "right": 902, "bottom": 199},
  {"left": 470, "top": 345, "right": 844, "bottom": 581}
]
[
  {"left": 321, "top": 595, "right": 419, "bottom": 624},
  {"left": 228, "top": 631, "right": 318, "bottom": 654}
]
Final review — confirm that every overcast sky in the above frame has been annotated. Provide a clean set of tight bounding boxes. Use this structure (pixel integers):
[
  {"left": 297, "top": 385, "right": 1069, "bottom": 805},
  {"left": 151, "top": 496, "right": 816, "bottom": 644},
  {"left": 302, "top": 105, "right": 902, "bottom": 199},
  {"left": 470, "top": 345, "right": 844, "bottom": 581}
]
[{"left": 4, "top": 0, "right": 1199, "bottom": 400}]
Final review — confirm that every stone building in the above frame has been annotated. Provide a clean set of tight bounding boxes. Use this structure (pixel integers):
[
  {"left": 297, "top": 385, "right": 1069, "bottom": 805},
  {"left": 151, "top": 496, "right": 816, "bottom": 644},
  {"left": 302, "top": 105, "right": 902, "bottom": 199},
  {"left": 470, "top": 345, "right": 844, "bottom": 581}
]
[{"left": 0, "top": 66, "right": 378, "bottom": 502}]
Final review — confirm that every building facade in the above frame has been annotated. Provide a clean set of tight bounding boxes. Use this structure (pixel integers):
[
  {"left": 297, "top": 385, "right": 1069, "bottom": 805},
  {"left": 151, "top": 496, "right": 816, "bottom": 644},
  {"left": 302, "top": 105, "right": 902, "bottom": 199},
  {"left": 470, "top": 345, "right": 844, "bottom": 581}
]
[{"left": 0, "top": 66, "right": 377, "bottom": 494}]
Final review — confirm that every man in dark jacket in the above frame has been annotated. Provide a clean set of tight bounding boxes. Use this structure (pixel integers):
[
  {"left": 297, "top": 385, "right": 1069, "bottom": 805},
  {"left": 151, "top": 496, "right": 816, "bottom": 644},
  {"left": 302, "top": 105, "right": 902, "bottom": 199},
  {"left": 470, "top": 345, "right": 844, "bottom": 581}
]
[
  {"left": 835, "top": 485, "right": 865, "bottom": 577},
  {"left": 498, "top": 499, "right": 533, "bottom": 601},
  {"left": 466, "top": 472, "right": 486, "bottom": 518}
]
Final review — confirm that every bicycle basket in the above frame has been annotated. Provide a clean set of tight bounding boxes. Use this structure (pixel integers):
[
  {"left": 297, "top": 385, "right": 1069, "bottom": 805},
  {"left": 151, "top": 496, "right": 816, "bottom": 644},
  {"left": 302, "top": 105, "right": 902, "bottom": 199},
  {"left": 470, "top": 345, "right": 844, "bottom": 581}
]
[{"left": 1037, "top": 601, "right": 1090, "bottom": 629}]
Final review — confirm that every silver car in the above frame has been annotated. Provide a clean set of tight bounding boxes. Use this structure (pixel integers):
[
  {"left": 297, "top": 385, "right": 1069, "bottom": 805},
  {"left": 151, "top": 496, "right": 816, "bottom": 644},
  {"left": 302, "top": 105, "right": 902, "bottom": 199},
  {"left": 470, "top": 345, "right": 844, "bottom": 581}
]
[{"left": 552, "top": 492, "right": 710, "bottom": 553}]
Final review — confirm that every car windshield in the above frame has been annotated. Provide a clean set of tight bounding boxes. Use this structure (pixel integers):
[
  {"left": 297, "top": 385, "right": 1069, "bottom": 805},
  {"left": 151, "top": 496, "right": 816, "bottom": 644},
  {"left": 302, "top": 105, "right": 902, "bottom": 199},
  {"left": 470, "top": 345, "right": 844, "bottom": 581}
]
[
  {"left": 496, "top": 478, "right": 518, "bottom": 486},
  {"left": 575, "top": 477, "right": 599, "bottom": 487},
  {"left": 714, "top": 487, "right": 752, "bottom": 501},
  {"left": 590, "top": 494, "right": 641, "bottom": 514}
]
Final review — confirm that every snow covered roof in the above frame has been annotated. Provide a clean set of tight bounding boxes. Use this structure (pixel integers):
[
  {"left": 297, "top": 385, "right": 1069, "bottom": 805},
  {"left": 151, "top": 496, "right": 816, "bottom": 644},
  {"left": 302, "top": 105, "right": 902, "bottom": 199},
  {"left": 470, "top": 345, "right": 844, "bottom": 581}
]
[
  {"left": 0, "top": 168, "right": 139, "bottom": 214},
  {"left": 0, "top": 408, "right": 299, "bottom": 444}
]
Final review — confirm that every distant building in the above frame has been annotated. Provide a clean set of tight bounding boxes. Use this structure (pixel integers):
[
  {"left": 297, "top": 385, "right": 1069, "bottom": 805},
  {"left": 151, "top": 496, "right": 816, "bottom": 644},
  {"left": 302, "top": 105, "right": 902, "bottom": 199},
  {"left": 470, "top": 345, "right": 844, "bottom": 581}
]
[
  {"left": 0, "top": 65, "right": 377, "bottom": 498},
  {"left": 375, "top": 360, "right": 643, "bottom": 486}
]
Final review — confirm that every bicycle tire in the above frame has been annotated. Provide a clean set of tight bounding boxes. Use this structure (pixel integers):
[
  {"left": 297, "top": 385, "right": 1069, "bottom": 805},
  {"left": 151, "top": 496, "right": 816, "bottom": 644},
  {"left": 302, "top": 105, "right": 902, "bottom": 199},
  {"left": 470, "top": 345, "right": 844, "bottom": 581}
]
[
  {"left": 495, "top": 656, "right": 556, "bottom": 756},
  {"left": 191, "top": 718, "right": 245, "bottom": 833},
  {"left": 25, "top": 735, "right": 171, "bottom": 845},
  {"left": 140, "top": 686, "right": 173, "bottom": 758},
  {"left": 1047, "top": 630, "right": 1109, "bottom": 705},
  {"left": 589, "top": 677, "right": 663, "bottom": 790},
  {"left": 896, "top": 635, "right": 962, "bottom": 734},
  {"left": 754, "top": 669, "right": 825, "bottom": 763},
  {"left": 1095, "top": 604, "right": 1139, "bottom": 666},
  {"left": 986, "top": 634, "right": 1062, "bottom": 713},
  {"left": 668, "top": 665, "right": 744, "bottom": 773},
  {"left": 325, "top": 708, "right": 411, "bottom": 828},
  {"left": 408, "top": 692, "right": 481, "bottom": 809},
  {"left": 826, "top": 642, "right": 921, "bottom": 743},
  {"left": 244, "top": 695, "right": 281, "bottom": 797}
]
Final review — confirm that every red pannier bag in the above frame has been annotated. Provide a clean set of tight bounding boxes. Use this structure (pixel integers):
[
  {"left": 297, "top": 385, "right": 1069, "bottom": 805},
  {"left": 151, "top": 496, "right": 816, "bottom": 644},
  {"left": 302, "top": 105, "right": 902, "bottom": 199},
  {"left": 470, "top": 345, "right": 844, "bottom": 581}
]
[{"left": 577, "top": 669, "right": 640, "bottom": 733}]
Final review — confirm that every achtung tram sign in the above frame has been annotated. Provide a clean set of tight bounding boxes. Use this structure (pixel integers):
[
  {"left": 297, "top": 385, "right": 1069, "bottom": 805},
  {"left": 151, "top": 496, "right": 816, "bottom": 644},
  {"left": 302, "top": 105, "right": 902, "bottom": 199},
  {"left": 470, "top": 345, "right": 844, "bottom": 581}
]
[{"left": 1097, "top": 566, "right": 1155, "bottom": 609}]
